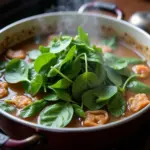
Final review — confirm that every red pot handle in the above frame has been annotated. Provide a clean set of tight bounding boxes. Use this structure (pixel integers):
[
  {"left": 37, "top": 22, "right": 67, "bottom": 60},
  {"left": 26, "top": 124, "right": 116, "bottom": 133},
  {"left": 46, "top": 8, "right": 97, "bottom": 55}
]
[
  {"left": 0, "top": 132, "right": 41, "bottom": 148},
  {"left": 78, "top": 1, "right": 124, "bottom": 20}
]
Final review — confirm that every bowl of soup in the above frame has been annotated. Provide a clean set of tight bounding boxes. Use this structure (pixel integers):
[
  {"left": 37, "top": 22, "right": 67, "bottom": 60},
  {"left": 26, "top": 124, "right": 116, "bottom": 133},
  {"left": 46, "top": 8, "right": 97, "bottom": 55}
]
[{"left": 0, "top": 12, "right": 150, "bottom": 149}]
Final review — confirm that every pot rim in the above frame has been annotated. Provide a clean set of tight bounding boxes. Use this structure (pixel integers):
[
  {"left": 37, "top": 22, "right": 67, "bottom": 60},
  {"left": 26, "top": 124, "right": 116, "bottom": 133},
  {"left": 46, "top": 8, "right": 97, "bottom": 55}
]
[{"left": 0, "top": 12, "right": 150, "bottom": 133}]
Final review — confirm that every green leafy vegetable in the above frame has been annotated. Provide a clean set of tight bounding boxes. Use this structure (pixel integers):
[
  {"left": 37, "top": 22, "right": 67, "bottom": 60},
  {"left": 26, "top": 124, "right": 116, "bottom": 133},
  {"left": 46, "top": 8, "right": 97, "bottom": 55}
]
[
  {"left": 50, "top": 78, "right": 71, "bottom": 89},
  {"left": 117, "top": 68, "right": 133, "bottom": 77},
  {"left": 72, "top": 72, "right": 99, "bottom": 100},
  {"left": 28, "top": 50, "right": 41, "bottom": 60},
  {"left": 50, "top": 66, "right": 73, "bottom": 83},
  {"left": 72, "top": 104, "right": 85, "bottom": 118},
  {"left": 44, "top": 93, "right": 59, "bottom": 101},
  {"left": 19, "top": 100, "right": 47, "bottom": 118},
  {"left": 104, "top": 53, "right": 144, "bottom": 70},
  {"left": 82, "top": 86, "right": 117, "bottom": 110},
  {"left": 104, "top": 53, "right": 126, "bottom": 70},
  {"left": 34, "top": 53, "right": 56, "bottom": 73},
  {"left": 50, "top": 36, "right": 72, "bottom": 53},
  {"left": 39, "top": 102, "right": 73, "bottom": 128},
  {"left": 61, "top": 45, "right": 76, "bottom": 67},
  {"left": 29, "top": 74, "right": 43, "bottom": 95},
  {"left": 82, "top": 89, "right": 107, "bottom": 110},
  {"left": 108, "top": 93, "right": 126, "bottom": 117},
  {"left": 81, "top": 51, "right": 103, "bottom": 64},
  {"left": 94, "top": 86, "right": 118, "bottom": 102},
  {"left": 5, "top": 59, "right": 29, "bottom": 83},
  {"left": 88, "top": 46, "right": 103, "bottom": 64},
  {"left": 72, "top": 39, "right": 93, "bottom": 54},
  {"left": 63, "top": 57, "right": 81, "bottom": 79},
  {"left": 0, "top": 102, "right": 16, "bottom": 112},
  {"left": 121, "top": 58, "right": 145, "bottom": 65},
  {"left": 122, "top": 74, "right": 139, "bottom": 91},
  {"left": 78, "top": 26, "right": 90, "bottom": 45},
  {"left": 105, "top": 66, "right": 122, "bottom": 86},
  {"left": 101, "top": 36, "right": 117, "bottom": 49},
  {"left": 28, "top": 67, "right": 37, "bottom": 80},
  {"left": 127, "top": 80, "right": 150, "bottom": 93},
  {"left": 39, "top": 46, "right": 50, "bottom": 53},
  {"left": 48, "top": 45, "right": 76, "bottom": 78},
  {"left": 50, "top": 88, "right": 72, "bottom": 102},
  {"left": 47, "top": 60, "right": 62, "bottom": 77},
  {"left": 95, "top": 64, "right": 106, "bottom": 84}
]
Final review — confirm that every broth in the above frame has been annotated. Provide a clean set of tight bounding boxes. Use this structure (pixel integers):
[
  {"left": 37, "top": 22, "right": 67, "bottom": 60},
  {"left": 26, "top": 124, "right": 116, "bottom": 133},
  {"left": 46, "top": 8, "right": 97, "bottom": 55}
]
[{"left": 0, "top": 33, "right": 150, "bottom": 128}]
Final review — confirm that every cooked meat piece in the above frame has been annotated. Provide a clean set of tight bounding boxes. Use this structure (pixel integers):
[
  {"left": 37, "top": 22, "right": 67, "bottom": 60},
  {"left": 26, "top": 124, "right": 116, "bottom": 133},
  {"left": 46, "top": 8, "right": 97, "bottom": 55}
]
[
  {"left": 0, "top": 88, "right": 8, "bottom": 98},
  {"left": 0, "top": 82, "right": 8, "bottom": 88},
  {"left": 128, "top": 93, "right": 150, "bottom": 112},
  {"left": 6, "top": 49, "right": 26, "bottom": 59},
  {"left": 0, "top": 82, "right": 8, "bottom": 98},
  {"left": 132, "top": 65, "right": 150, "bottom": 78},
  {"left": 83, "top": 110, "right": 109, "bottom": 127},
  {"left": 10, "top": 96, "right": 32, "bottom": 109}
]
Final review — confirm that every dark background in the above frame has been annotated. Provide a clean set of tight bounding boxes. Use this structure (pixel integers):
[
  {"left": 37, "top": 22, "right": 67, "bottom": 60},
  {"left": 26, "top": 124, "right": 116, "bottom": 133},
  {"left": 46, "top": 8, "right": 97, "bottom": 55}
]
[
  {"left": 0, "top": 0, "right": 89, "bottom": 28},
  {"left": 1, "top": 0, "right": 150, "bottom": 28},
  {"left": 0, "top": 0, "right": 150, "bottom": 150}
]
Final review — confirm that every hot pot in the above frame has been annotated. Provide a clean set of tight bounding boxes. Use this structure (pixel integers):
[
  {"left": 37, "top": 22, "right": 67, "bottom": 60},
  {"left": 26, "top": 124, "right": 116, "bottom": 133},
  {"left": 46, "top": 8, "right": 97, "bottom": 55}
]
[{"left": 0, "top": 2, "right": 150, "bottom": 150}]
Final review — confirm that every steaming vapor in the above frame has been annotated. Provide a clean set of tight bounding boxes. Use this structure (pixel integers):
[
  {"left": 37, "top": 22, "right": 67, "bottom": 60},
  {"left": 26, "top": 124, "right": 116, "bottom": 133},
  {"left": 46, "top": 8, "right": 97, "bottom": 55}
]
[
  {"left": 45, "top": 0, "right": 92, "bottom": 12},
  {"left": 35, "top": 0, "right": 103, "bottom": 43}
]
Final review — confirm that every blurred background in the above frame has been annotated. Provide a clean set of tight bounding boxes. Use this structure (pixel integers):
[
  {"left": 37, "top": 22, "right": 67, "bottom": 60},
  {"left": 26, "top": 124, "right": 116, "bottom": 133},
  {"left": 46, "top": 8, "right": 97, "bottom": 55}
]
[
  {"left": 0, "top": 0, "right": 149, "bottom": 150},
  {"left": 0, "top": 0, "right": 83, "bottom": 28},
  {"left": 1, "top": 0, "right": 150, "bottom": 28}
]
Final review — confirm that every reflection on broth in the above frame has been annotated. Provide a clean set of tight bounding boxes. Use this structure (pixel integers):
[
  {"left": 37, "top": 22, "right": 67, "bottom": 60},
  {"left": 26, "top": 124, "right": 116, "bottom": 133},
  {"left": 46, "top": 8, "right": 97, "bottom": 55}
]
[{"left": 0, "top": 27, "right": 149, "bottom": 128}]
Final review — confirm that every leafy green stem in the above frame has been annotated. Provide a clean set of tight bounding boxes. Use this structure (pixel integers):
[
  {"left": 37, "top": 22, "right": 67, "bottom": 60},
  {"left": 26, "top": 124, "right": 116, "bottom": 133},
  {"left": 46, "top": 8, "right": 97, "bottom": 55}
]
[
  {"left": 75, "top": 53, "right": 88, "bottom": 72},
  {"left": 51, "top": 66, "right": 73, "bottom": 83},
  {"left": 122, "top": 74, "right": 140, "bottom": 92},
  {"left": 75, "top": 53, "right": 84, "bottom": 61},
  {"left": 25, "top": 79, "right": 31, "bottom": 83},
  {"left": 43, "top": 84, "right": 47, "bottom": 93},
  {"left": 5, "top": 100, "right": 13, "bottom": 104},
  {"left": 83, "top": 53, "right": 88, "bottom": 73}
]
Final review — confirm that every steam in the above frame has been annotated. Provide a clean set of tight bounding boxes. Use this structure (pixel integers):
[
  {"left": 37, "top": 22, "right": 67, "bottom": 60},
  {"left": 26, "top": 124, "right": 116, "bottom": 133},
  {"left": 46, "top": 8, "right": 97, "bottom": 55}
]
[
  {"left": 45, "top": 0, "right": 91, "bottom": 12},
  {"left": 34, "top": 0, "right": 102, "bottom": 43}
]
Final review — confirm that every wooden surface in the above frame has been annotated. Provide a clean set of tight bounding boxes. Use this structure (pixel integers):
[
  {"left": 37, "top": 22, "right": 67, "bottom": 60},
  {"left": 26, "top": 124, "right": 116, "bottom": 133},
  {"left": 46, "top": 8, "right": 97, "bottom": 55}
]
[{"left": 98, "top": 0, "right": 150, "bottom": 20}]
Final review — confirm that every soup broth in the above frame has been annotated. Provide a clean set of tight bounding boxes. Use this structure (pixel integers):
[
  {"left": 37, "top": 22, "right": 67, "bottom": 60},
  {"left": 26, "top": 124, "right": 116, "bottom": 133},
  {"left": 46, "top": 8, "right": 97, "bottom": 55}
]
[{"left": 0, "top": 28, "right": 149, "bottom": 128}]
